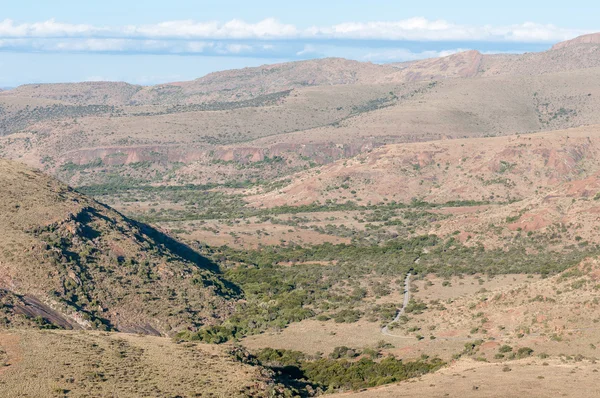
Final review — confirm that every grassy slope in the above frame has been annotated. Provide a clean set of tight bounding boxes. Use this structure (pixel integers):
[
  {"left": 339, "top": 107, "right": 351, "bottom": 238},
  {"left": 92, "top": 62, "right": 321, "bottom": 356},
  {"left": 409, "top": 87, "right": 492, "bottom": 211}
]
[
  {"left": 0, "top": 329, "right": 279, "bottom": 397},
  {"left": 0, "top": 159, "right": 237, "bottom": 335}
]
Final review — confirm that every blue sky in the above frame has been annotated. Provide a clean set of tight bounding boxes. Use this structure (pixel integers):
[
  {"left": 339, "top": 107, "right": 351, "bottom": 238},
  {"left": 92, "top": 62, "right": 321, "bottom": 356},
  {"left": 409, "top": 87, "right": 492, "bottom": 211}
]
[{"left": 0, "top": 0, "right": 598, "bottom": 87}]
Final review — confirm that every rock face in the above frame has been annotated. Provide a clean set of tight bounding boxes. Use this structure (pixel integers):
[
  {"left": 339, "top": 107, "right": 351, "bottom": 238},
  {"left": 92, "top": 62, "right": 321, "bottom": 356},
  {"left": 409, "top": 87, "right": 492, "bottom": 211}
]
[{"left": 552, "top": 33, "right": 600, "bottom": 50}]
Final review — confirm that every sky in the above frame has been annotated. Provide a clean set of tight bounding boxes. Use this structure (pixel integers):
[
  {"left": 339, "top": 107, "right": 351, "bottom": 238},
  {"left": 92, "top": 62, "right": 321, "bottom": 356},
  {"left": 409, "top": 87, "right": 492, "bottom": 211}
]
[{"left": 0, "top": 0, "right": 598, "bottom": 87}]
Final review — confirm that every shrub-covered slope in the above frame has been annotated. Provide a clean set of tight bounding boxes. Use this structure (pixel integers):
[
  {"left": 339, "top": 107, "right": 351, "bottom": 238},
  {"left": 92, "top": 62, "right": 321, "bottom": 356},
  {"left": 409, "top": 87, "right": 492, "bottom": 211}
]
[{"left": 0, "top": 159, "right": 237, "bottom": 335}]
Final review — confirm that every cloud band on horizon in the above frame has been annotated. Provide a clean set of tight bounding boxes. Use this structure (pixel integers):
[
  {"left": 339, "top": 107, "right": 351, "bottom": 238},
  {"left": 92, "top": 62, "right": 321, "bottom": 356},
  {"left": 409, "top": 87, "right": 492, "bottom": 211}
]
[{"left": 0, "top": 18, "right": 592, "bottom": 62}]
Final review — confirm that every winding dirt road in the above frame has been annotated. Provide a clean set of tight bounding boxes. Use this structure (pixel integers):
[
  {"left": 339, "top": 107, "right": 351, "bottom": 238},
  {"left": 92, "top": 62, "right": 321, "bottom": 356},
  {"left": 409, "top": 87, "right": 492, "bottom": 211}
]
[
  {"left": 381, "top": 272, "right": 411, "bottom": 337},
  {"left": 379, "top": 274, "right": 600, "bottom": 341}
]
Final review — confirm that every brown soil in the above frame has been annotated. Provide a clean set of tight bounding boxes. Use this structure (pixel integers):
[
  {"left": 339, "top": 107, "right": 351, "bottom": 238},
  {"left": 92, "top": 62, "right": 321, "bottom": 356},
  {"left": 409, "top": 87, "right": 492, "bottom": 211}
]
[{"left": 0, "top": 333, "right": 22, "bottom": 375}]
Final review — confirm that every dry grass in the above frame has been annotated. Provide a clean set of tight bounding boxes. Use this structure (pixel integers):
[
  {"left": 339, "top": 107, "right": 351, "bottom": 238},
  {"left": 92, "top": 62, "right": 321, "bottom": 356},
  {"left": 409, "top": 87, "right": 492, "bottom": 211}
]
[
  {"left": 0, "top": 329, "right": 272, "bottom": 397},
  {"left": 3, "top": 40, "right": 600, "bottom": 398},
  {"left": 411, "top": 274, "right": 535, "bottom": 302},
  {"left": 239, "top": 276, "right": 529, "bottom": 359},
  {"left": 339, "top": 357, "right": 600, "bottom": 398},
  {"left": 0, "top": 159, "right": 235, "bottom": 335}
]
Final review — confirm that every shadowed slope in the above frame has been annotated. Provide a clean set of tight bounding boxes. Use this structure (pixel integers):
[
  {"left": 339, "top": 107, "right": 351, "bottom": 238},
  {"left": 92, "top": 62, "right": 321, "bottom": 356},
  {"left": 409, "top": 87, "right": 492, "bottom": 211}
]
[{"left": 0, "top": 159, "right": 238, "bottom": 335}]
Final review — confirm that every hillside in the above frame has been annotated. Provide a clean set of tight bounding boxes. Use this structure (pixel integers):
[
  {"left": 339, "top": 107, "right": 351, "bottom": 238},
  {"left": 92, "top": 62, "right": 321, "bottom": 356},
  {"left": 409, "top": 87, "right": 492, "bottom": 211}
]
[
  {"left": 0, "top": 35, "right": 599, "bottom": 193},
  {"left": 3, "top": 82, "right": 143, "bottom": 106},
  {"left": 404, "top": 258, "right": 600, "bottom": 347},
  {"left": 135, "top": 58, "right": 401, "bottom": 105},
  {"left": 1, "top": 58, "right": 400, "bottom": 106},
  {"left": 2, "top": 35, "right": 597, "bottom": 260},
  {"left": 241, "top": 125, "right": 600, "bottom": 247},
  {"left": 249, "top": 125, "right": 600, "bottom": 207},
  {"left": 0, "top": 330, "right": 284, "bottom": 397},
  {"left": 552, "top": 33, "right": 600, "bottom": 50},
  {"left": 343, "top": 357, "right": 600, "bottom": 398},
  {"left": 4, "top": 65, "right": 600, "bottom": 192},
  {"left": 340, "top": 259, "right": 600, "bottom": 397},
  {"left": 1, "top": 38, "right": 600, "bottom": 194},
  {"left": 0, "top": 159, "right": 237, "bottom": 335},
  {"left": 4, "top": 32, "right": 600, "bottom": 398},
  {"left": 63, "top": 124, "right": 600, "bottom": 256},
  {"left": 4, "top": 36, "right": 600, "bottom": 107}
]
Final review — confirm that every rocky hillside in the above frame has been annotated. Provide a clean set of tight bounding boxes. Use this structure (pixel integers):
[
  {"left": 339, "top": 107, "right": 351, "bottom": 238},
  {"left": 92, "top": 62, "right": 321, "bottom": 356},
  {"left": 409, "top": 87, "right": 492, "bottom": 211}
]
[
  {"left": 246, "top": 125, "right": 600, "bottom": 250},
  {"left": 552, "top": 33, "right": 600, "bottom": 50},
  {"left": 0, "top": 159, "right": 237, "bottom": 335},
  {"left": 250, "top": 125, "right": 600, "bottom": 207},
  {"left": 4, "top": 33, "right": 600, "bottom": 108},
  {"left": 2, "top": 35, "right": 600, "bottom": 211}
]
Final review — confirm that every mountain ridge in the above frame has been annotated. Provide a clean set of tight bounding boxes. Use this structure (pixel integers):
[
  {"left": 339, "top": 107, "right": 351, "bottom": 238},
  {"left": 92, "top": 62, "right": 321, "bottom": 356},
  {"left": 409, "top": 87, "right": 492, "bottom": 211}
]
[
  {"left": 3, "top": 33, "right": 600, "bottom": 106},
  {"left": 552, "top": 32, "right": 600, "bottom": 50}
]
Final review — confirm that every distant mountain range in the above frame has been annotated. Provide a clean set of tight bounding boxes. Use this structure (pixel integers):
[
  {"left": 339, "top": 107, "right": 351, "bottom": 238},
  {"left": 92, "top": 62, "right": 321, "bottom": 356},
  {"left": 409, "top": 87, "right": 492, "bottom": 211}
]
[{"left": 1, "top": 32, "right": 600, "bottom": 195}]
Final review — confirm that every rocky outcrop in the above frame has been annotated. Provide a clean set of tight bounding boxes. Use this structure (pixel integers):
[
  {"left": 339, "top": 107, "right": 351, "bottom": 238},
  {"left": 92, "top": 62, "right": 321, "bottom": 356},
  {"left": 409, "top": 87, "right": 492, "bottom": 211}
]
[
  {"left": 61, "top": 145, "right": 207, "bottom": 166},
  {"left": 60, "top": 140, "right": 382, "bottom": 167}
]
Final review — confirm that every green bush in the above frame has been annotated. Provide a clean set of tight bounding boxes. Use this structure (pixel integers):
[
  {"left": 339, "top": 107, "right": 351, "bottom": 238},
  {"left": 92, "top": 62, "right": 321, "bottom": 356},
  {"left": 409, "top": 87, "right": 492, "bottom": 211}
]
[
  {"left": 517, "top": 347, "right": 534, "bottom": 358},
  {"left": 254, "top": 348, "right": 445, "bottom": 393}
]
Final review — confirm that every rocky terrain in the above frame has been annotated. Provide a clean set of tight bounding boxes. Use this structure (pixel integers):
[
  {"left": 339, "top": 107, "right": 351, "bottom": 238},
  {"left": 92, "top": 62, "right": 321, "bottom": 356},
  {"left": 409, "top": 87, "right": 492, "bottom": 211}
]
[
  {"left": 3, "top": 36, "right": 600, "bottom": 193},
  {"left": 3, "top": 33, "right": 600, "bottom": 397},
  {"left": 0, "top": 159, "right": 238, "bottom": 335},
  {"left": 552, "top": 32, "right": 600, "bottom": 50}
]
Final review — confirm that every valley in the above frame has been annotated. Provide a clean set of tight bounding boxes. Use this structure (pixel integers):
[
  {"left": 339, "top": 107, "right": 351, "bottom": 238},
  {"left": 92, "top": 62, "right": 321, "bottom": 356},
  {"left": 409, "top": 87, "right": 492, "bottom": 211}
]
[{"left": 3, "top": 33, "right": 600, "bottom": 397}]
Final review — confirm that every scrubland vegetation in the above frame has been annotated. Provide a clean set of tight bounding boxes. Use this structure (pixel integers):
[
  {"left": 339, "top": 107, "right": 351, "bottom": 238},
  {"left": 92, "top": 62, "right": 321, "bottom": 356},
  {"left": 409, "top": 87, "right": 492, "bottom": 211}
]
[
  {"left": 5, "top": 37, "right": 600, "bottom": 397},
  {"left": 251, "top": 347, "right": 445, "bottom": 394},
  {"left": 175, "top": 234, "right": 593, "bottom": 345}
]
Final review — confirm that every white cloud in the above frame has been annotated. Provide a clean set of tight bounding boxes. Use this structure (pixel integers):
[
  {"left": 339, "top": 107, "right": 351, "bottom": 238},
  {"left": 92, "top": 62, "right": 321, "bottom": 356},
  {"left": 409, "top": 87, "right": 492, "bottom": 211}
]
[
  {"left": 308, "top": 18, "right": 590, "bottom": 43},
  {"left": 124, "top": 18, "right": 298, "bottom": 39},
  {"left": 220, "top": 43, "right": 253, "bottom": 54},
  {"left": 0, "top": 37, "right": 263, "bottom": 55},
  {"left": 0, "top": 17, "right": 593, "bottom": 59},
  {"left": 0, "top": 17, "right": 591, "bottom": 43},
  {"left": 362, "top": 48, "right": 470, "bottom": 62},
  {"left": 296, "top": 44, "right": 318, "bottom": 56},
  {"left": 185, "top": 41, "right": 213, "bottom": 53},
  {"left": 0, "top": 19, "right": 104, "bottom": 38}
]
